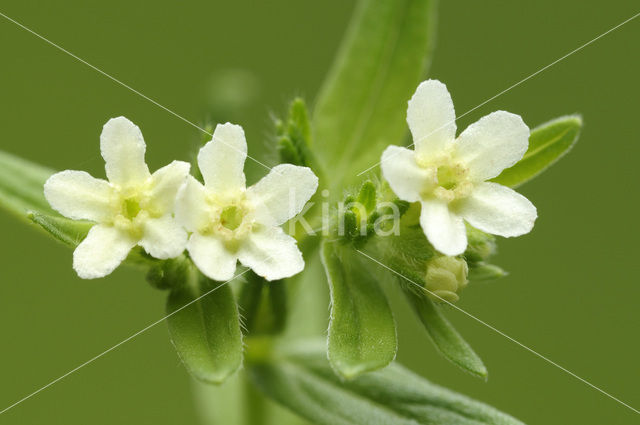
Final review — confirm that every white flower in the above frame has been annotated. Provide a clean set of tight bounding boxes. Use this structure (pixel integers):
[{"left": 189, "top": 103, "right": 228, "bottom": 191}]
[
  {"left": 176, "top": 123, "right": 318, "bottom": 281},
  {"left": 44, "top": 117, "right": 190, "bottom": 279},
  {"left": 381, "top": 80, "right": 537, "bottom": 256}
]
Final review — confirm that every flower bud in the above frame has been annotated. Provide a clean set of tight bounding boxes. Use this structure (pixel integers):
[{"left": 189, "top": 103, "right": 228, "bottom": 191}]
[{"left": 424, "top": 256, "right": 468, "bottom": 303}]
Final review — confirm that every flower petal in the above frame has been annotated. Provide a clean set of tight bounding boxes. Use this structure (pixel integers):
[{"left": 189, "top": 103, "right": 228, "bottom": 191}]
[
  {"left": 198, "top": 123, "right": 247, "bottom": 193},
  {"left": 73, "top": 224, "right": 136, "bottom": 279},
  {"left": 238, "top": 226, "right": 304, "bottom": 281},
  {"left": 175, "top": 176, "right": 210, "bottom": 233},
  {"left": 139, "top": 215, "right": 187, "bottom": 259},
  {"left": 381, "top": 145, "right": 431, "bottom": 202},
  {"left": 100, "top": 116, "right": 150, "bottom": 186},
  {"left": 247, "top": 164, "right": 318, "bottom": 226},
  {"left": 146, "top": 160, "right": 190, "bottom": 215},
  {"left": 420, "top": 200, "right": 467, "bottom": 256},
  {"left": 457, "top": 182, "right": 536, "bottom": 237},
  {"left": 455, "top": 111, "right": 529, "bottom": 181},
  {"left": 407, "top": 80, "right": 457, "bottom": 160},
  {"left": 187, "top": 233, "right": 238, "bottom": 281},
  {"left": 44, "top": 170, "right": 114, "bottom": 222}
]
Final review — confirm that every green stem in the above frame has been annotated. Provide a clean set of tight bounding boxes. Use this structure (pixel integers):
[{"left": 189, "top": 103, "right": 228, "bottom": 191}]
[{"left": 244, "top": 374, "right": 268, "bottom": 425}]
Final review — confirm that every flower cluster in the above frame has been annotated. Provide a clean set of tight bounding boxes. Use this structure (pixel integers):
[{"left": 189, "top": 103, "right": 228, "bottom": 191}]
[
  {"left": 44, "top": 117, "right": 318, "bottom": 280},
  {"left": 45, "top": 79, "right": 536, "bottom": 283}
]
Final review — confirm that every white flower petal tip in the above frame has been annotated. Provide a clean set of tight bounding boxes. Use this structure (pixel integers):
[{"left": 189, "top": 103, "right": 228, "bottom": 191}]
[
  {"left": 455, "top": 110, "right": 530, "bottom": 181},
  {"left": 198, "top": 122, "right": 247, "bottom": 193},
  {"left": 147, "top": 160, "right": 191, "bottom": 213},
  {"left": 73, "top": 225, "right": 136, "bottom": 279},
  {"left": 100, "top": 116, "right": 150, "bottom": 186},
  {"left": 47, "top": 117, "right": 191, "bottom": 279},
  {"left": 183, "top": 123, "right": 318, "bottom": 281},
  {"left": 420, "top": 201, "right": 467, "bottom": 256},
  {"left": 381, "top": 79, "right": 536, "bottom": 253},
  {"left": 44, "top": 170, "right": 114, "bottom": 222},
  {"left": 187, "top": 234, "right": 238, "bottom": 282},
  {"left": 381, "top": 145, "right": 430, "bottom": 203},
  {"left": 458, "top": 183, "right": 537, "bottom": 238},
  {"left": 407, "top": 79, "right": 456, "bottom": 159},
  {"left": 140, "top": 216, "right": 188, "bottom": 259},
  {"left": 248, "top": 164, "right": 319, "bottom": 226},
  {"left": 175, "top": 176, "right": 209, "bottom": 234},
  {"left": 239, "top": 227, "right": 305, "bottom": 281}
]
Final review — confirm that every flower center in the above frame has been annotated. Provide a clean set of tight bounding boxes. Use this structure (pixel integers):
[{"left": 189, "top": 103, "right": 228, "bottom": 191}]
[
  {"left": 123, "top": 197, "right": 142, "bottom": 219},
  {"left": 436, "top": 164, "right": 462, "bottom": 190},
  {"left": 201, "top": 193, "right": 255, "bottom": 244},
  {"left": 220, "top": 205, "right": 243, "bottom": 231},
  {"left": 112, "top": 188, "right": 152, "bottom": 238},
  {"left": 419, "top": 158, "right": 473, "bottom": 203}
]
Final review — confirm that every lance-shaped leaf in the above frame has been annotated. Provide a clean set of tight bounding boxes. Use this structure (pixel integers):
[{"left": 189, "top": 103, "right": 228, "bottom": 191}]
[
  {"left": 250, "top": 341, "right": 525, "bottom": 425},
  {"left": 312, "top": 0, "right": 436, "bottom": 191},
  {"left": 28, "top": 211, "right": 93, "bottom": 246},
  {"left": 166, "top": 267, "right": 243, "bottom": 384},
  {"left": 493, "top": 115, "right": 582, "bottom": 188},
  {"left": 403, "top": 287, "right": 487, "bottom": 379},
  {"left": 321, "top": 241, "right": 397, "bottom": 379},
  {"left": 0, "top": 150, "right": 54, "bottom": 217}
]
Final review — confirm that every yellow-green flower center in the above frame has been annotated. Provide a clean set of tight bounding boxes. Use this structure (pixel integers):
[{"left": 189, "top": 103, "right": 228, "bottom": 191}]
[
  {"left": 200, "top": 193, "right": 255, "bottom": 244},
  {"left": 418, "top": 157, "right": 473, "bottom": 203},
  {"left": 220, "top": 205, "right": 243, "bottom": 231},
  {"left": 112, "top": 188, "right": 155, "bottom": 239},
  {"left": 123, "top": 197, "right": 142, "bottom": 219},
  {"left": 436, "top": 164, "right": 462, "bottom": 190}
]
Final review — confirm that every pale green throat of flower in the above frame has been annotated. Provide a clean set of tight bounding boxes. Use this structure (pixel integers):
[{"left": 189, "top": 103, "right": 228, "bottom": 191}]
[
  {"left": 113, "top": 192, "right": 153, "bottom": 239},
  {"left": 199, "top": 194, "right": 255, "bottom": 245},
  {"left": 420, "top": 157, "right": 473, "bottom": 204},
  {"left": 220, "top": 205, "right": 243, "bottom": 231},
  {"left": 124, "top": 197, "right": 142, "bottom": 219}
]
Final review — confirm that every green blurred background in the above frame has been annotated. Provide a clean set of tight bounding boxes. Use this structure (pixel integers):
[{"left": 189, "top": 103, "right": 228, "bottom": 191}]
[{"left": 1, "top": 0, "right": 638, "bottom": 423}]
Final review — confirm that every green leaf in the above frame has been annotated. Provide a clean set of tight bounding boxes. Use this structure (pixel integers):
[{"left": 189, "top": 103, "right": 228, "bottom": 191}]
[
  {"left": 166, "top": 267, "right": 243, "bottom": 384},
  {"left": 403, "top": 288, "right": 488, "bottom": 379},
  {"left": 28, "top": 211, "right": 93, "bottom": 246},
  {"left": 0, "top": 150, "right": 54, "bottom": 218},
  {"left": 250, "top": 341, "right": 525, "bottom": 425},
  {"left": 493, "top": 115, "right": 582, "bottom": 188},
  {"left": 312, "top": 0, "right": 436, "bottom": 192},
  {"left": 321, "top": 241, "right": 397, "bottom": 379},
  {"left": 468, "top": 263, "right": 507, "bottom": 282}
]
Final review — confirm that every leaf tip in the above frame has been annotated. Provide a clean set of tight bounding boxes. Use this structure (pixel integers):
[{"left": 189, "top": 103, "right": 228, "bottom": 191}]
[{"left": 475, "top": 365, "right": 489, "bottom": 381}]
